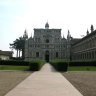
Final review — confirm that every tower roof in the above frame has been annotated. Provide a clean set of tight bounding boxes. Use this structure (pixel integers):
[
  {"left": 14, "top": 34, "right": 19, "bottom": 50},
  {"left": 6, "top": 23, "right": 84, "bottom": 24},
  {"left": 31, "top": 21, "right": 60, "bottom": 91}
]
[
  {"left": 23, "top": 29, "right": 28, "bottom": 39},
  {"left": 45, "top": 22, "right": 49, "bottom": 29},
  {"left": 90, "top": 24, "right": 94, "bottom": 32}
]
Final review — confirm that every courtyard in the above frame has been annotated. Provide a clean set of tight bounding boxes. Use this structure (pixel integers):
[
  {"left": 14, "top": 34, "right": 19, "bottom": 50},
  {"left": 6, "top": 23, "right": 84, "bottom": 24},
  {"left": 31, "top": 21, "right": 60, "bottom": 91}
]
[{"left": 0, "top": 69, "right": 96, "bottom": 96}]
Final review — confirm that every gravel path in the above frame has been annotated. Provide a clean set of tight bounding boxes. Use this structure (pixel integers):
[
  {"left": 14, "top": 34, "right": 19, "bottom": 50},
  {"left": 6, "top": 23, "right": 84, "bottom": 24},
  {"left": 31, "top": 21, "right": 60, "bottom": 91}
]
[
  {"left": 62, "top": 72, "right": 96, "bottom": 96},
  {"left": 0, "top": 71, "right": 31, "bottom": 96}
]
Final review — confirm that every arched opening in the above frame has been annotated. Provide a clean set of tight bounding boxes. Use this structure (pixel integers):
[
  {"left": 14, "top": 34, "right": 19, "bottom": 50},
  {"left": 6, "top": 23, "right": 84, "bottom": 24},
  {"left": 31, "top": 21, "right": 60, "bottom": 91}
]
[
  {"left": 46, "top": 39, "right": 49, "bottom": 43},
  {"left": 45, "top": 50, "right": 49, "bottom": 62}
]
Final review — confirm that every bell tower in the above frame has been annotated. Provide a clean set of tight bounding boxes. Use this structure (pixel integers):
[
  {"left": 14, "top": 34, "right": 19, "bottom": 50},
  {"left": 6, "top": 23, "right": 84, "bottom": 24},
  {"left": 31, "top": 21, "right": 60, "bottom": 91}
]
[
  {"left": 45, "top": 22, "right": 49, "bottom": 29},
  {"left": 23, "top": 29, "right": 28, "bottom": 40},
  {"left": 90, "top": 25, "right": 94, "bottom": 32}
]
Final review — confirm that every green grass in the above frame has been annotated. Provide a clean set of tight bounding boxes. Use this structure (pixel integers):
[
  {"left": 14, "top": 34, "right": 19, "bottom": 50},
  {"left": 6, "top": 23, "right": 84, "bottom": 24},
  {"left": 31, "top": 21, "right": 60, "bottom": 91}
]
[
  {"left": 0, "top": 65, "right": 29, "bottom": 71},
  {"left": 68, "top": 66, "right": 96, "bottom": 71}
]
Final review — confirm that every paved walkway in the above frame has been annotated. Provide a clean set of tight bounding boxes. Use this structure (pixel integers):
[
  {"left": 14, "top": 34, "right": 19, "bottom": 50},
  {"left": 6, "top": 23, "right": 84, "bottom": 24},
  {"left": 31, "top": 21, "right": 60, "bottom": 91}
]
[{"left": 5, "top": 63, "right": 83, "bottom": 96}]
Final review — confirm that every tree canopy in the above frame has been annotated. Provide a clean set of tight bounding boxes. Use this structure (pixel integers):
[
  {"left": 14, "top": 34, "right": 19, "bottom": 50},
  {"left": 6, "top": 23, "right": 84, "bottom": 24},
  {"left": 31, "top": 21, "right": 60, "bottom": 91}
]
[{"left": 10, "top": 36, "right": 26, "bottom": 59}]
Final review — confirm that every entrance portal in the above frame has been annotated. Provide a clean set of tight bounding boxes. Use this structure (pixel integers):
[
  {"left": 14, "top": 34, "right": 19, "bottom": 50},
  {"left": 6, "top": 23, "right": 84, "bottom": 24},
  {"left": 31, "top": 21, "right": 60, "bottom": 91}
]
[
  {"left": 45, "top": 55, "right": 49, "bottom": 62},
  {"left": 45, "top": 51, "right": 49, "bottom": 62}
]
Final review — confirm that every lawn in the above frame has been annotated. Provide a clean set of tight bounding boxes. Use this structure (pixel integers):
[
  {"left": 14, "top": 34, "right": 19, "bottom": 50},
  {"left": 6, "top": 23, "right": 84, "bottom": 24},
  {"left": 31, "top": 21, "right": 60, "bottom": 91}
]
[
  {"left": 68, "top": 66, "right": 96, "bottom": 71},
  {"left": 0, "top": 65, "right": 29, "bottom": 71}
]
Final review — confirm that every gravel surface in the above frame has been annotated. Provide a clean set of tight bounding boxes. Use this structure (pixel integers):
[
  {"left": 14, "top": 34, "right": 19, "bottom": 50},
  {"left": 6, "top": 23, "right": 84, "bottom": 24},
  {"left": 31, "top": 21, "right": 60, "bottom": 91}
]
[
  {"left": 0, "top": 71, "right": 31, "bottom": 96},
  {"left": 62, "top": 72, "right": 96, "bottom": 96},
  {"left": 0, "top": 70, "right": 96, "bottom": 96}
]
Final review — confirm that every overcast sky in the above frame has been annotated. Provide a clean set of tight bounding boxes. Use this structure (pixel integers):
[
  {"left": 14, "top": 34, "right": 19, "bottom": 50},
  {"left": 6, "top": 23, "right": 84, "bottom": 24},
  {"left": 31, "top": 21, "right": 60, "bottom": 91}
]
[{"left": 0, "top": 0, "right": 96, "bottom": 52}]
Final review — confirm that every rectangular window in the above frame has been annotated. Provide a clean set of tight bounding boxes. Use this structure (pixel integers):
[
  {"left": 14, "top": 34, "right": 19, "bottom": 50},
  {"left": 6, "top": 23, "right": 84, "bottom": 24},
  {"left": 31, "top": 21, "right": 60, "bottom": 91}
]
[
  {"left": 36, "top": 52, "right": 39, "bottom": 57},
  {"left": 56, "top": 52, "right": 58, "bottom": 58}
]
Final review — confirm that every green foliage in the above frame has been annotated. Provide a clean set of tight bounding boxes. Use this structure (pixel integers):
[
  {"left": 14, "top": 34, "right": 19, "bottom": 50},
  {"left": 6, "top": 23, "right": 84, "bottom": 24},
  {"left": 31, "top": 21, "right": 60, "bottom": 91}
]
[
  {"left": 29, "top": 60, "right": 45, "bottom": 71},
  {"left": 50, "top": 60, "right": 96, "bottom": 71},
  {"left": 0, "top": 60, "right": 29, "bottom": 66},
  {"left": 1, "top": 60, "right": 96, "bottom": 71},
  {"left": 0, "top": 65, "right": 29, "bottom": 71},
  {"left": 68, "top": 61, "right": 96, "bottom": 71},
  {"left": 0, "top": 60, "right": 45, "bottom": 71},
  {"left": 68, "top": 66, "right": 96, "bottom": 71},
  {"left": 50, "top": 60, "right": 66, "bottom": 63},
  {"left": 69, "top": 61, "right": 96, "bottom": 66},
  {"left": 10, "top": 36, "right": 26, "bottom": 58},
  {"left": 50, "top": 60, "right": 68, "bottom": 72}
]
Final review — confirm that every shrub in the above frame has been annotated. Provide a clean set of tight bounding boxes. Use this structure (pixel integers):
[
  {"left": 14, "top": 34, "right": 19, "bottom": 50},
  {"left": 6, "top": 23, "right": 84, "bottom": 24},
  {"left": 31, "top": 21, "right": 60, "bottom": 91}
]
[
  {"left": 0, "top": 60, "right": 29, "bottom": 66},
  {"left": 50, "top": 60, "right": 68, "bottom": 72},
  {"left": 69, "top": 61, "right": 96, "bottom": 66},
  {"left": 57, "top": 62, "right": 68, "bottom": 71},
  {"left": 29, "top": 60, "right": 45, "bottom": 71},
  {"left": 0, "top": 60, "right": 45, "bottom": 71}
]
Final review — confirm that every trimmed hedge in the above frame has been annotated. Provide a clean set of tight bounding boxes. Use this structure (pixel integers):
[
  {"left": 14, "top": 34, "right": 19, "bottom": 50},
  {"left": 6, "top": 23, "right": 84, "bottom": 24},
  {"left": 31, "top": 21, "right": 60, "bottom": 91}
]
[
  {"left": 50, "top": 60, "right": 96, "bottom": 71},
  {"left": 0, "top": 60, "right": 45, "bottom": 71},
  {"left": 50, "top": 61, "right": 68, "bottom": 72},
  {"left": 29, "top": 60, "right": 45, "bottom": 71},
  {"left": 69, "top": 61, "right": 96, "bottom": 66},
  {"left": 0, "top": 65, "right": 29, "bottom": 71},
  {"left": 0, "top": 60, "right": 29, "bottom": 66},
  {"left": 1, "top": 60, "right": 96, "bottom": 71}
]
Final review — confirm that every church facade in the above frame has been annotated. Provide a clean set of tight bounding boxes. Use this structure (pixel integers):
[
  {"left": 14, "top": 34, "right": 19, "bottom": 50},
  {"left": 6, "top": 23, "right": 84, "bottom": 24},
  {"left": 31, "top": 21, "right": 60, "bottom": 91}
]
[
  {"left": 24, "top": 22, "right": 69, "bottom": 61},
  {"left": 24, "top": 23, "right": 96, "bottom": 62}
]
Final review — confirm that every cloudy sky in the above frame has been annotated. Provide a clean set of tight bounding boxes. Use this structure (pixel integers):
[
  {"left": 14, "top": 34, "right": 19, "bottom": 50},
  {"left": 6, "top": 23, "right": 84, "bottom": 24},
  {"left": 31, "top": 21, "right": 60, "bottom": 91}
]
[{"left": 0, "top": 0, "right": 96, "bottom": 53}]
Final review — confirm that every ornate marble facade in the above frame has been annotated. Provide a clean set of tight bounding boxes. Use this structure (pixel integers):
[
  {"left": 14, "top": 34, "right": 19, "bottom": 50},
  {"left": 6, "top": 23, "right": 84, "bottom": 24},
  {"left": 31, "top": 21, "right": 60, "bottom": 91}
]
[
  {"left": 24, "top": 23, "right": 96, "bottom": 61},
  {"left": 24, "top": 22, "right": 69, "bottom": 61}
]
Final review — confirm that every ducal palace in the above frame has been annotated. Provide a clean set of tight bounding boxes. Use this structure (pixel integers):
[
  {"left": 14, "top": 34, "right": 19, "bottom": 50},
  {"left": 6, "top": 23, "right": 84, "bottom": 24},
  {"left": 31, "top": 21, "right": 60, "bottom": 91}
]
[{"left": 24, "top": 22, "right": 96, "bottom": 62}]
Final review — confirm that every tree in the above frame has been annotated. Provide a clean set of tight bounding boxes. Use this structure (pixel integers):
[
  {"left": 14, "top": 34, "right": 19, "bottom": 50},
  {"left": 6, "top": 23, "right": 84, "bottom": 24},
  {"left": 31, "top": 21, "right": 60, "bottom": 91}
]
[
  {"left": 10, "top": 37, "right": 25, "bottom": 59},
  {"left": 10, "top": 30, "right": 28, "bottom": 59},
  {"left": 10, "top": 39, "right": 19, "bottom": 57},
  {"left": 18, "top": 37, "right": 25, "bottom": 59}
]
